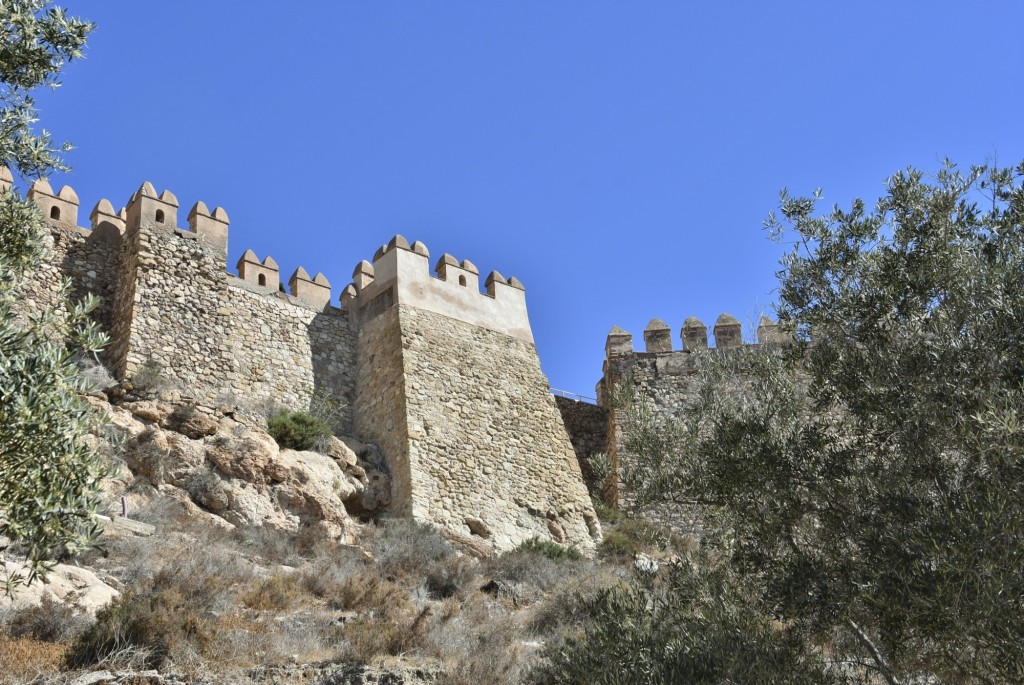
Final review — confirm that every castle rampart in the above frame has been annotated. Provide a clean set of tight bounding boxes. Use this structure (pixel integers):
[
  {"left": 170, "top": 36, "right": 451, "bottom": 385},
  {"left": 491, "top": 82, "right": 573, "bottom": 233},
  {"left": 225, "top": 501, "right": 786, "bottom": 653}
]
[
  {"left": 344, "top": 235, "right": 531, "bottom": 342},
  {"left": 597, "top": 314, "right": 785, "bottom": 512},
  {"left": 347, "top": 234, "right": 600, "bottom": 552},
  {"left": 13, "top": 173, "right": 597, "bottom": 553}
]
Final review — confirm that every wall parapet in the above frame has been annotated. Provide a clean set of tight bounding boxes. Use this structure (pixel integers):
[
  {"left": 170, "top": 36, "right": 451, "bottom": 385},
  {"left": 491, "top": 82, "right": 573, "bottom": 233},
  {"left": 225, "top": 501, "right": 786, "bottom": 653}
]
[
  {"left": 596, "top": 310, "right": 792, "bottom": 512},
  {"left": 343, "top": 234, "right": 533, "bottom": 343},
  {"left": 606, "top": 313, "right": 787, "bottom": 358}
]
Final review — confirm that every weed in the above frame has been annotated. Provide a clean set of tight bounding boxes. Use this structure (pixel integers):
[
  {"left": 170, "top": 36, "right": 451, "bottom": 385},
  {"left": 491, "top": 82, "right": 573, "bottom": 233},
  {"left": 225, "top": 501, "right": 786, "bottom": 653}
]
[
  {"left": 591, "top": 498, "right": 624, "bottom": 524},
  {"left": 130, "top": 357, "right": 171, "bottom": 395},
  {"left": 602, "top": 516, "right": 692, "bottom": 557},
  {"left": 241, "top": 573, "right": 304, "bottom": 611},
  {"left": 74, "top": 352, "right": 116, "bottom": 393},
  {"left": 2, "top": 594, "right": 91, "bottom": 643},
  {"left": 599, "top": 529, "right": 639, "bottom": 558},
  {"left": 0, "top": 635, "right": 68, "bottom": 683},
  {"left": 516, "top": 537, "right": 583, "bottom": 561},
  {"left": 266, "top": 411, "right": 331, "bottom": 451}
]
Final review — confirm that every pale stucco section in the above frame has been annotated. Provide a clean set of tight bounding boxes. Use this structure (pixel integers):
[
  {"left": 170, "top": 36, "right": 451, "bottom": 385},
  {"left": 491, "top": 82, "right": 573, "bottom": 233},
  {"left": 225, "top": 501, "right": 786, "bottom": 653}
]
[{"left": 354, "top": 243, "right": 532, "bottom": 343}]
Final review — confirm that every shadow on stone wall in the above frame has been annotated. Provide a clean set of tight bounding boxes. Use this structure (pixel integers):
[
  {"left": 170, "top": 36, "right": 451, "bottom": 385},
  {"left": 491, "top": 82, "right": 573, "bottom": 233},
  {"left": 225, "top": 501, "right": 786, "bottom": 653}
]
[
  {"left": 308, "top": 308, "right": 358, "bottom": 436},
  {"left": 555, "top": 396, "right": 609, "bottom": 495},
  {"left": 58, "top": 221, "right": 123, "bottom": 334}
]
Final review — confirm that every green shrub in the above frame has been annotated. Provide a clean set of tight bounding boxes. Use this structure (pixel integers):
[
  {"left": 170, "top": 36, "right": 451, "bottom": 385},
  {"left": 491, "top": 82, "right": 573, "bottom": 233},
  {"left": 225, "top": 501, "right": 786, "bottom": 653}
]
[
  {"left": 530, "top": 560, "right": 835, "bottom": 685},
  {"left": 599, "top": 530, "right": 638, "bottom": 559},
  {"left": 590, "top": 498, "right": 624, "bottom": 524},
  {"left": 516, "top": 537, "right": 583, "bottom": 562},
  {"left": 266, "top": 411, "right": 331, "bottom": 451},
  {"left": 613, "top": 518, "right": 688, "bottom": 554},
  {"left": 65, "top": 588, "right": 207, "bottom": 670}
]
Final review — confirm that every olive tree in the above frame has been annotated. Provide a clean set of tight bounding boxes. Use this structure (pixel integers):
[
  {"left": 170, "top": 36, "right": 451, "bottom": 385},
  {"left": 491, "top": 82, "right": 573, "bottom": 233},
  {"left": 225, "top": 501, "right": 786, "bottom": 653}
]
[
  {"left": 546, "top": 161, "right": 1024, "bottom": 684},
  {"left": 0, "top": 0, "right": 108, "bottom": 590}
]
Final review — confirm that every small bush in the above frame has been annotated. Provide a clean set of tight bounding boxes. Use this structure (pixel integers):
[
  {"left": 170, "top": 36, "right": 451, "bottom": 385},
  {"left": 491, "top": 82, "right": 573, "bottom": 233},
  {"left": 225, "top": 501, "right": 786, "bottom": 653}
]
[
  {"left": 599, "top": 529, "right": 639, "bottom": 559},
  {"left": 3, "top": 594, "right": 91, "bottom": 643},
  {"left": 328, "top": 571, "right": 413, "bottom": 616},
  {"left": 66, "top": 541, "right": 259, "bottom": 670},
  {"left": 65, "top": 589, "right": 207, "bottom": 670},
  {"left": 486, "top": 547, "right": 586, "bottom": 598},
  {"left": 74, "top": 353, "right": 116, "bottom": 393},
  {"left": 130, "top": 357, "right": 171, "bottom": 395},
  {"left": 0, "top": 635, "right": 68, "bottom": 682},
  {"left": 365, "top": 519, "right": 458, "bottom": 579},
  {"left": 613, "top": 518, "right": 688, "bottom": 555},
  {"left": 266, "top": 411, "right": 331, "bottom": 451},
  {"left": 241, "top": 573, "right": 304, "bottom": 611},
  {"left": 306, "top": 389, "right": 349, "bottom": 438},
  {"left": 516, "top": 537, "right": 583, "bottom": 562},
  {"left": 424, "top": 555, "right": 477, "bottom": 600}
]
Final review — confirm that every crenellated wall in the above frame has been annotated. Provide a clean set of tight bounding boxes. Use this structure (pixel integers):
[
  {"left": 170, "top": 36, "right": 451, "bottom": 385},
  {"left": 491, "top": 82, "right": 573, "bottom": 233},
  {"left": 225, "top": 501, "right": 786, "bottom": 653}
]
[
  {"left": 596, "top": 313, "right": 786, "bottom": 516},
  {"left": 10, "top": 175, "right": 357, "bottom": 429},
  {"left": 12, "top": 171, "right": 597, "bottom": 553},
  {"left": 6, "top": 174, "right": 124, "bottom": 331}
]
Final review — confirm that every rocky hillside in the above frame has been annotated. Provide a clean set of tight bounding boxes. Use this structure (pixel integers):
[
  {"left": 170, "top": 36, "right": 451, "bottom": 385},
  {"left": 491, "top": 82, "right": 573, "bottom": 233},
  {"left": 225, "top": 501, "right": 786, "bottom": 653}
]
[{"left": 0, "top": 386, "right": 685, "bottom": 685}]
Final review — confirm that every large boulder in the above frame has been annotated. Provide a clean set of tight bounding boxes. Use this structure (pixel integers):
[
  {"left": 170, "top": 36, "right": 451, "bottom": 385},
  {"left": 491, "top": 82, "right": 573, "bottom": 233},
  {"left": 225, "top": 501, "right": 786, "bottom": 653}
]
[{"left": 0, "top": 560, "right": 119, "bottom": 615}]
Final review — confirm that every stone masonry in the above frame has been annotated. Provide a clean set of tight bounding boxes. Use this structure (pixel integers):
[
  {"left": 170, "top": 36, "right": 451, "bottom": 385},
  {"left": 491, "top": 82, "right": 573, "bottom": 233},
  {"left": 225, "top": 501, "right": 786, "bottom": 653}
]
[
  {"left": 13, "top": 174, "right": 598, "bottom": 553},
  {"left": 347, "top": 237, "right": 600, "bottom": 552},
  {"left": 595, "top": 314, "right": 786, "bottom": 515}
]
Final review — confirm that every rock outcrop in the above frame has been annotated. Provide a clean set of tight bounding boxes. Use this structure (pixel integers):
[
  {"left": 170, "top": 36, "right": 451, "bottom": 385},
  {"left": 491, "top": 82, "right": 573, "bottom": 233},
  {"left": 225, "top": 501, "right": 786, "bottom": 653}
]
[{"left": 101, "top": 393, "right": 391, "bottom": 545}]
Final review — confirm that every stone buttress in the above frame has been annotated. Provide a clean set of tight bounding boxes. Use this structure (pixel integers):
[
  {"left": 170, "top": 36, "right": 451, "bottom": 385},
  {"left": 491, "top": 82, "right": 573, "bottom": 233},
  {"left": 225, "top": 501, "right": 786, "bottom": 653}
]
[{"left": 345, "top": 236, "right": 601, "bottom": 553}]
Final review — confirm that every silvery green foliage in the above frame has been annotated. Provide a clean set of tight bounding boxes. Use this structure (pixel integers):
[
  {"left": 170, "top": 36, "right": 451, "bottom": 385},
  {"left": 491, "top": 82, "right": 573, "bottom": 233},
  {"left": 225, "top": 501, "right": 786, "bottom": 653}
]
[
  {"left": 606, "top": 162, "right": 1024, "bottom": 685},
  {"left": 532, "top": 552, "right": 840, "bottom": 685},
  {"left": 0, "top": 0, "right": 92, "bottom": 177},
  {"left": 0, "top": 1, "right": 105, "bottom": 591},
  {"left": 0, "top": 189, "right": 111, "bottom": 591}
]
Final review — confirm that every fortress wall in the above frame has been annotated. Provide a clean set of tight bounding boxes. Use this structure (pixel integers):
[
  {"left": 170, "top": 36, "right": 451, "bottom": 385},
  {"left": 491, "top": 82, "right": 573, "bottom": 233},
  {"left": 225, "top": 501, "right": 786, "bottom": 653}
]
[
  {"left": 12, "top": 170, "right": 601, "bottom": 551},
  {"left": 599, "top": 315, "right": 785, "bottom": 522},
  {"left": 108, "top": 189, "right": 238, "bottom": 392},
  {"left": 554, "top": 396, "right": 608, "bottom": 494},
  {"left": 10, "top": 177, "right": 123, "bottom": 333},
  {"left": 397, "top": 304, "right": 600, "bottom": 552},
  {"left": 14, "top": 178, "right": 361, "bottom": 418},
  {"left": 17, "top": 223, "right": 120, "bottom": 329},
  {"left": 341, "top": 236, "right": 601, "bottom": 552},
  {"left": 225, "top": 282, "right": 356, "bottom": 428},
  {"left": 353, "top": 303, "right": 413, "bottom": 515}
]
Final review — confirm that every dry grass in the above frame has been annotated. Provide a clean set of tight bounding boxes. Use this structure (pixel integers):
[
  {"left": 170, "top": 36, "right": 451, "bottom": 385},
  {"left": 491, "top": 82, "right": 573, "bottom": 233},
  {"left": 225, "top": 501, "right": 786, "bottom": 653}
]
[
  {"left": 240, "top": 572, "right": 306, "bottom": 611},
  {"left": 0, "top": 635, "right": 68, "bottom": 684},
  {"left": 18, "top": 490, "right": 642, "bottom": 684}
]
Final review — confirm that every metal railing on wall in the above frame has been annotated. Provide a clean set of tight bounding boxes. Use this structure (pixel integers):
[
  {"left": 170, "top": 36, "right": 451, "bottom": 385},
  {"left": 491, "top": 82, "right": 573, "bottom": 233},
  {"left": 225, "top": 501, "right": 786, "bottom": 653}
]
[{"left": 550, "top": 388, "right": 597, "bottom": 404}]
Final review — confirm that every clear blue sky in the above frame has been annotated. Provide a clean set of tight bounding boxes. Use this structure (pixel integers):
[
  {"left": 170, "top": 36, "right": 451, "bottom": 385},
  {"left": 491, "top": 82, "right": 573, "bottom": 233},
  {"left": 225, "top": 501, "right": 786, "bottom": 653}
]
[{"left": 31, "top": 1, "right": 1024, "bottom": 397}]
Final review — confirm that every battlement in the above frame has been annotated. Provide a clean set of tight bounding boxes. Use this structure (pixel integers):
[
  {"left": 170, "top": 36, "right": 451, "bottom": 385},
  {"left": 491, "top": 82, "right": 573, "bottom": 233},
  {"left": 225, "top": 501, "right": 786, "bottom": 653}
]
[
  {"left": 1, "top": 169, "right": 341, "bottom": 314},
  {"left": 594, "top": 310, "right": 793, "bottom": 513},
  {"left": 597, "top": 313, "right": 789, "bottom": 407},
  {"left": 14, "top": 169, "right": 596, "bottom": 554},
  {"left": 343, "top": 234, "right": 532, "bottom": 342},
  {"left": 2, "top": 170, "right": 131, "bottom": 245},
  {"left": 606, "top": 313, "right": 787, "bottom": 357}
]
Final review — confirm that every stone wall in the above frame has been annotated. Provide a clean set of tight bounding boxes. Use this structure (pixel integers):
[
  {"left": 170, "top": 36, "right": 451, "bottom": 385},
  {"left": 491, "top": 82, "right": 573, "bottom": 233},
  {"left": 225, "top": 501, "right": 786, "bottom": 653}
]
[
  {"left": 353, "top": 303, "right": 412, "bottom": 514},
  {"left": 11, "top": 177, "right": 123, "bottom": 334},
  {"left": 598, "top": 315, "right": 785, "bottom": 517},
  {"left": 107, "top": 187, "right": 237, "bottom": 391},
  {"left": 554, "top": 396, "right": 608, "bottom": 495},
  {"left": 14, "top": 172, "right": 600, "bottom": 552},
  {"left": 395, "top": 305, "right": 600, "bottom": 552},
  {"left": 226, "top": 281, "right": 356, "bottom": 429},
  {"left": 17, "top": 179, "right": 359, "bottom": 426}
]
